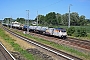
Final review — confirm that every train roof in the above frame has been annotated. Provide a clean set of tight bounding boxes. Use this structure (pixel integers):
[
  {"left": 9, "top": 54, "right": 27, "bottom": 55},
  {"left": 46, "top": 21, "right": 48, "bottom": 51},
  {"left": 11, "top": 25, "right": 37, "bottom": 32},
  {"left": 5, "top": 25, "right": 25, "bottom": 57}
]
[
  {"left": 12, "top": 21, "right": 19, "bottom": 24},
  {"left": 55, "top": 28, "right": 66, "bottom": 30},
  {"left": 23, "top": 25, "right": 29, "bottom": 27}
]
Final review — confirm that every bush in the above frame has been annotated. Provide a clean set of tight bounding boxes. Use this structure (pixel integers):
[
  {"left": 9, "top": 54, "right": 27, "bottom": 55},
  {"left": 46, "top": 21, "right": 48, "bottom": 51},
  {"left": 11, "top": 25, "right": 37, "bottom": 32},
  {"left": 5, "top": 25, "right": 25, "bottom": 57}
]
[
  {"left": 73, "top": 28, "right": 80, "bottom": 37},
  {"left": 74, "top": 28, "right": 87, "bottom": 37},
  {"left": 67, "top": 27, "right": 75, "bottom": 36}
]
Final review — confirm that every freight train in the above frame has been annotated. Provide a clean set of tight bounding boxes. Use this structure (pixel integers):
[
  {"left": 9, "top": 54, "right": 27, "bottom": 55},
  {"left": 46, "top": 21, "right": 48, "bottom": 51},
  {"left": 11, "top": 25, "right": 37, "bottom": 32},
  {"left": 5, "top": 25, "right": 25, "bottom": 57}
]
[{"left": 2, "top": 22, "right": 67, "bottom": 39}]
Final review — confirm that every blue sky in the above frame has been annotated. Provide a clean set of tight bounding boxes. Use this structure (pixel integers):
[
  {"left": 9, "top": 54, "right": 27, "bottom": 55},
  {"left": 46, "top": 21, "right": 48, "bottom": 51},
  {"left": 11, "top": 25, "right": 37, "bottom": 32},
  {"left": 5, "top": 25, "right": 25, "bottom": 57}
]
[{"left": 0, "top": 0, "right": 90, "bottom": 20}]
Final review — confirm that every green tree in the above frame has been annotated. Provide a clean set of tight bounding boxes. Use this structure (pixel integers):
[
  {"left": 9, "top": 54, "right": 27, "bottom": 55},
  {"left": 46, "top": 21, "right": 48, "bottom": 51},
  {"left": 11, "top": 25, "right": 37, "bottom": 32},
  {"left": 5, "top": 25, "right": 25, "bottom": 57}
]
[
  {"left": 3, "top": 18, "right": 12, "bottom": 24},
  {"left": 35, "top": 15, "right": 45, "bottom": 25},
  {"left": 34, "top": 12, "right": 89, "bottom": 26},
  {"left": 16, "top": 18, "right": 20, "bottom": 22},
  {"left": 38, "top": 15, "right": 45, "bottom": 25},
  {"left": 16, "top": 18, "right": 25, "bottom": 24},
  {"left": 79, "top": 15, "right": 86, "bottom": 26},
  {"left": 62, "top": 13, "right": 69, "bottom": 26},
  {"left": 70, "top": 12, "right": 79, "bottom": 26},
  {"left": 56, "top": 13, "right": 62, "bottom": 25},
  {"left": 86, "top": 19, "right": 90, "bottom": 25},
  {"left": 45, "top": 12, "right": 56, "bottom": 26}
]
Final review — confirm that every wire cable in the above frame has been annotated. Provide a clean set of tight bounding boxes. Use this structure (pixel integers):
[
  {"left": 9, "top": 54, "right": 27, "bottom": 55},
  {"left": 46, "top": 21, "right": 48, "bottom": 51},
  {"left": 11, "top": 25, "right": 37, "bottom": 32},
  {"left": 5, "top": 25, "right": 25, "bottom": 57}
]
[{"left": 38, "top": 0, "right": 63, "bottom": 10}]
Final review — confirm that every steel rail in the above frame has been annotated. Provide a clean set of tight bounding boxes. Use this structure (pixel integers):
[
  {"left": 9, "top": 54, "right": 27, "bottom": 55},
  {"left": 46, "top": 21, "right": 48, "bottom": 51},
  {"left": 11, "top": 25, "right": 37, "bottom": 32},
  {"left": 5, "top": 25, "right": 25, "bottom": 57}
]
[
  {"left": 0, "top": 42, "right": 16, "bottom": 60},
  {"left": 2, "top": 26, "right": 82, "bottom": 60}
]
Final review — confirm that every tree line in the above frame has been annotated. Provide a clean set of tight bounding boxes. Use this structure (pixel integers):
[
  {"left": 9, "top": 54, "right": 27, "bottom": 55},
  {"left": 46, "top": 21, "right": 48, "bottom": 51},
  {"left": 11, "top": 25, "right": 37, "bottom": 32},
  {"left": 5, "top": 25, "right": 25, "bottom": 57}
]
[
  {"left": 3, "top": 12, "right": 90, "bottom": 26},
  {"left": 35, "top": 12, "right": 90, "bottom": 26},
  {"left": 3, "top": 18, "right": 29, "bottom": 24}
]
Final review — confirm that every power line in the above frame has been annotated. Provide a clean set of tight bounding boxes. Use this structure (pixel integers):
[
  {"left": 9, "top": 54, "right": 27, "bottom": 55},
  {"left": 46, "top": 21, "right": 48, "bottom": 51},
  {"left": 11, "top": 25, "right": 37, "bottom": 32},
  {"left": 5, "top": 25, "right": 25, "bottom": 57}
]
[{"left": 38, "top": 0, "right": 63, "bottom": 10}]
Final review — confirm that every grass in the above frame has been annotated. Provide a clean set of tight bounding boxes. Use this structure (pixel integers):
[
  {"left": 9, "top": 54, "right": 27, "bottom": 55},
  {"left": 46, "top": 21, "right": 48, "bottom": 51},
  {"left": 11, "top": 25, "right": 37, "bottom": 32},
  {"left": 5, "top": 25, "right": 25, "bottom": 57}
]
[
  {"left": 0, "top": 28, "right": 38, "bottom": 60},
  {"left": 70, "top": 26, "right": 90, "bottom": 40},
  {"left": 13, "top": 30, "right": 90, "bottom": 60},
  {"left": 70, "top": 33, "right": 90, "bottom": 40},
  {"left": 54, "top": 26, "right": 90, "bottom": 40},
  {"left": 51, "top": 25, "right": 90, "bottom": 33}
]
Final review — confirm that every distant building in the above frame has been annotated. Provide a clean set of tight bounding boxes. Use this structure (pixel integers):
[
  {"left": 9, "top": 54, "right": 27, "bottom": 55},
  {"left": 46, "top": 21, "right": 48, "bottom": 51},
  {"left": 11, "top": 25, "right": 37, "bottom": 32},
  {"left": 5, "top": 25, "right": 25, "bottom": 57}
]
[{"left": 32, "top": 21, "right": 37, "bottom": 25}]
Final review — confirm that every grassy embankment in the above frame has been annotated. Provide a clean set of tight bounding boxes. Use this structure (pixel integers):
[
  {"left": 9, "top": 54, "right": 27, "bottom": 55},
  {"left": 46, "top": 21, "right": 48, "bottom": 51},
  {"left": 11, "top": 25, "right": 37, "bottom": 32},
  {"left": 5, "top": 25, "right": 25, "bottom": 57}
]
[
  {"left": 0, "top": 28, "right": 41, "bottom": 60},
  {"left": 41, "top": 25, "right": 90, "bottom": 40},
  {"left": 54, "top": 26, "right": 90, "bottom": 40},
  {"left": 13, "top": 29, "right": 90, "bottom": 60},
  {"left": 71, "top": 26, "right": 90, "bottom": 40}
]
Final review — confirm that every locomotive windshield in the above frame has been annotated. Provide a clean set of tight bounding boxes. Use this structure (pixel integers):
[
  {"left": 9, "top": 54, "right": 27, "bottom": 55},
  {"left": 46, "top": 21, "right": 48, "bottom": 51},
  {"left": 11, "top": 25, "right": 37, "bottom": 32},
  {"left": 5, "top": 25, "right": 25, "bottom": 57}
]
[
  {"left": 55, "top": 28, "right": 66, "bottom": 32},
  {"left": 61, "top": 29, "right": 66, "bottom": 32}
]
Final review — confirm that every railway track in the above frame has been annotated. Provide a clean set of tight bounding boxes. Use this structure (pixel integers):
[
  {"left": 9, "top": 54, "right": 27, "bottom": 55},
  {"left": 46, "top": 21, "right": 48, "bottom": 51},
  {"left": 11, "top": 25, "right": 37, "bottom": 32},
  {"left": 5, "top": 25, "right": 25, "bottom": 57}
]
[
  {"left": 25, "top": 30, "right": 90, "bottom": 51},
  {"left": 0, "top": 42, "right": 16, "bottom": 60},
  {"left": 66, "top": 37, "right": 90, "bottom": 50},
  {"left": 2, "top": 25, "right": 90, "bottom": 51},
  {"left": 2, "top": 26, "right": 82, "bottom": 60}
]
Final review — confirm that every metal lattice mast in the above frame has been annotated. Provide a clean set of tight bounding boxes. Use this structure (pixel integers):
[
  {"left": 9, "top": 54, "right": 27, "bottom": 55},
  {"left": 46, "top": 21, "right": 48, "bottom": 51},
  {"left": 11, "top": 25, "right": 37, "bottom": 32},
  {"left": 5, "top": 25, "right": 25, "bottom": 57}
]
[
  {"left": 37, "top": 10, "right": 38, "bottom": 27},
  {"left": 26, "top": 10, "right": 29, "bottom": 33},
  {"left": 68, "top": 4, "right": 72, "bottom": 28}
]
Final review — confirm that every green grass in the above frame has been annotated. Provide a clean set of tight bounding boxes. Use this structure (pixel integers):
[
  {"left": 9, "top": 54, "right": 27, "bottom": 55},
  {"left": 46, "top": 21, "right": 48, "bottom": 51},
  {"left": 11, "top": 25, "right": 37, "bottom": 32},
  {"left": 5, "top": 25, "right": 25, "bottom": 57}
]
[
  {"left": 51, "top": 25, "right": 90, "bottom": 33},
  {"left": 70, "top": 26, "right": 90, "bottom": 40},
  {"left": 0, "top": 28, "right": 37, "bottom": 60},
  {"left": 52, "top": 26, "right": 90, "bottom": 40},
  {"left": 14, "top": 30, "right": 90, "bottom": 60}
]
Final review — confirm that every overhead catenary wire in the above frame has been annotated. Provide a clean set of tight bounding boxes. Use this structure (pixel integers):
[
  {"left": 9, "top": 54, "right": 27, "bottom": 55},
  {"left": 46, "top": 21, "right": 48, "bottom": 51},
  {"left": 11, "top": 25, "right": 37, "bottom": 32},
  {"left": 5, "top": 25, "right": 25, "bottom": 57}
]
[
  {"left": 36, "top": 0, "right": 63, "bottom": 26},
  {"left": 37, "top": 0, "right": 63, "bottom": 10}
]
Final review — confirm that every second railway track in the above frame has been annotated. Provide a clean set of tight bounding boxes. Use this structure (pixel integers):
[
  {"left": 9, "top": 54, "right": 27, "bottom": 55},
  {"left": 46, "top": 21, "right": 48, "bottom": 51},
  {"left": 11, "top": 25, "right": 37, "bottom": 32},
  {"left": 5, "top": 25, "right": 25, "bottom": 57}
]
[
  {"left": 1, "top": 26, "right": 82, "bottom": 60},
  {"left": 0, "top": 42, "right": 16, "bottom": 60},
  {"left": 23, "top": 29, "right": 90, "bottom": 51},
  {"left": 16, "top": 28, "right": 90, "bottom": 51},
  {"left": 65, "top": 37, "right": 90, "bottom": 50}
]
